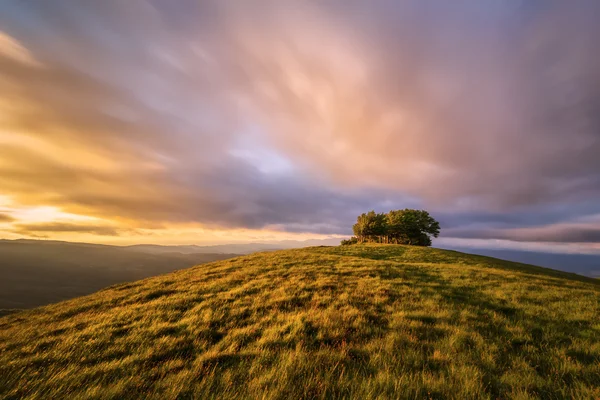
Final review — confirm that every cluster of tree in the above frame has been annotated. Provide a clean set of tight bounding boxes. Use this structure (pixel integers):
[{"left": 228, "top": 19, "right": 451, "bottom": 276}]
[{"left": 342, "top": 209, "right": 440, "bottom": 247}]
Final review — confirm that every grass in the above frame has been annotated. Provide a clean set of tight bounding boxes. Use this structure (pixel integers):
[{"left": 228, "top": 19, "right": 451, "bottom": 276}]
[{"left": 0, "top": 244, "right": 599, "bottom": 399}]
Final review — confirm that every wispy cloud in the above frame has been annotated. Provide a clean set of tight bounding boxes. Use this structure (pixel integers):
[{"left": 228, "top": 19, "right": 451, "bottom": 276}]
[
  {"left": 0, "top": 31, "right": 39, "bottom": 66},
  {"left": 0, "top": 213, "right": 15, "bottom": 223},
  {"left": 0, "top": 1, "right": 599, "bottom": 248},
  {"left": 13, "top": 222, "right": 123, "bottom": 237}
]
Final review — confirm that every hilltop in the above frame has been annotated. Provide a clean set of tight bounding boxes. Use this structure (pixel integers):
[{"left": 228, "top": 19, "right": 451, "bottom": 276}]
[{"left": 1, "top": 245, "right": 598, "bottom": 399}]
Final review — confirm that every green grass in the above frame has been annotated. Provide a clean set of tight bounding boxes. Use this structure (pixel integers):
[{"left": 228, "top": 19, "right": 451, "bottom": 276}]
[{"left": 1, "top": 245, "right": 599, "bottom": 399}]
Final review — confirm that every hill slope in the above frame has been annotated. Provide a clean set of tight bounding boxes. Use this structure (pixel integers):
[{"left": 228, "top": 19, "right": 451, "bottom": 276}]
[{"left": 1, "top": 245, "right": 599, "bottom": 399}]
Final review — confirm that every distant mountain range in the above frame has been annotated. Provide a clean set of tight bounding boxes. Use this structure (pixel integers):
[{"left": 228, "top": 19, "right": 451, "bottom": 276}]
[
  {"left": 439, "top": 246, "right": 600, "bottom": 278},
  {"left": 0, "top": 239, "right": 239, "bottom": 309},
  {"left": 125, "top": 237, "right": 343, "bottom": 255}
]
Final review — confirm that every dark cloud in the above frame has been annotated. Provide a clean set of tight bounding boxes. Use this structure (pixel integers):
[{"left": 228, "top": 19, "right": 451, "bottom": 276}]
[
  {"left": 446, "top": 225, "right": 600, "bottom": 244},
  {"left": 0, "top": 213, "right": 15, "bottom": 223},
  {"left": 13, "top": 222, "right": 123, "bottom": 237},
  {"left": 0, "top": 1, "right": 599, "bottom": 243}
]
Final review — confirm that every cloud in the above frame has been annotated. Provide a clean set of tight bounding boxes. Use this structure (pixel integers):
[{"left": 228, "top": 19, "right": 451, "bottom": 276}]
[
  {"left": 13, "top": 222, "right": 124, "bottom": 237},
  {"left": 0, "top": 31, "right": 39, "bottom": 66},
  {"left": 0, "top": 213, "right": 15, "bottom": 223},
  {"left": 0, "top": 1, "right": 599, "bottom": 244},
  {"left": 446, "top": 224, "right": 600, "bottom": 244},
  {"left": 242, "top": 1, "right": 600, "bottom": 211}
]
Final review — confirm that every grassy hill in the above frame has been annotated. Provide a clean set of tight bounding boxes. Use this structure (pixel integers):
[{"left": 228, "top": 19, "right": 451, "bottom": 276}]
[{"left": 1, "top": 245, "right": 598, "bottom": 399}]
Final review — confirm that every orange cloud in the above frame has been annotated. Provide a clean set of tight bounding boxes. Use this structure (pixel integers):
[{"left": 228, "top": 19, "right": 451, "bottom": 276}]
[{"left": 0, "top": 213, "right": 15, "bottom": 223}]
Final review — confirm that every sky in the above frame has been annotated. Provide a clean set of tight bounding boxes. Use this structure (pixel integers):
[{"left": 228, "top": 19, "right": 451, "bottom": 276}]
[{"left": 1, "top": 1, "right": 600, "bottom": 250}]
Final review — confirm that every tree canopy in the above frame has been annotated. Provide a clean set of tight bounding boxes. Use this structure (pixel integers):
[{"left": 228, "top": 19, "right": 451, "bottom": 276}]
[{"left": 343, "top": 209, "right": 440, "bottom": 246}]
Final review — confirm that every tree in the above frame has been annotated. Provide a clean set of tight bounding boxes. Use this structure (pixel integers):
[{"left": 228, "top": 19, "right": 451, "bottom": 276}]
[
  {"left": 385, "top": 210, "right": 408, "bottom": 244},
  {"left": 388, "top": 209, "right": 439, "bottom": 245},
  {"left": 352, "top": 213, "right": 367, "bottom": 242},
  {"left": 340, "top": 237, "right": 358, "bottom": 246},
  {"left": 352, "top": 210, "right": 387, "bottom": 243},
  {"left": 344, "top": 209, "right": 440, "bottom": 246}
]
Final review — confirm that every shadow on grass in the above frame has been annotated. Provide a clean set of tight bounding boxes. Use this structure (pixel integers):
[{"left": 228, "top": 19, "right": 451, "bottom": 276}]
[
  {"left": 374, "top": 263, "right": 599, "bottom": 398},
  {"left": 199, "top": 352, "right": 257, "bottom": 370}
]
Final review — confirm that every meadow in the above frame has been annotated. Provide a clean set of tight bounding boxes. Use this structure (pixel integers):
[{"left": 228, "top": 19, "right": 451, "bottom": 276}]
[{"left": 1, "top": 245, "right": 598, "bottom": 399}]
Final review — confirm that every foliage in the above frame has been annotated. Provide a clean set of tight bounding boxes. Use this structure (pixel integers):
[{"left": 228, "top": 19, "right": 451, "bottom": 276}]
[
  {"left": 0, "top": 245, "right": 599, "bottom": 399},
  {"left": 350, "top": 209, "right": 440, "bottom": 246},
  {"left": 340, "top": 237, "right": 358, "bottom": 246},
  {"left": 352, "top": 210, "right": 387, "bottom": 240}
]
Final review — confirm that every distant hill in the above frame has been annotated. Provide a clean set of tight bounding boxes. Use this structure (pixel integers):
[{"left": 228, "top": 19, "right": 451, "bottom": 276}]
[
  {"left": 1, "top": 245, "right": 598, "bottom": 399},
  {"left": 125, "top": 238, "right": 343, "bottom": 254},
  {"left": 0, "top": 239, "right": 238, "bottom": 309},
  {"left": 439, "top": 246, "right": 600, "bottom": 278},
  {"left": 125, "top": 243, "right": 281, "bottom": 255}
]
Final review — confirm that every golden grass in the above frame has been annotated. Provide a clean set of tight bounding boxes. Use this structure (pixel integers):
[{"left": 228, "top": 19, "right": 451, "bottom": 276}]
[{"left": 1, "top": 245, "right": 599, "bottom": 399}]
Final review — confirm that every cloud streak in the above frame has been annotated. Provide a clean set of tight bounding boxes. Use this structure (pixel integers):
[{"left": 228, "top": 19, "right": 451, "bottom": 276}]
[
  {"left": 447, "top": 224, "right": 600, "bottom": 244},
  {"left": 13, "top": 222, "right": 123, "bottom": 237},
  {"left": 0, "top": 213, "right": 15, "bottom": 223}
]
